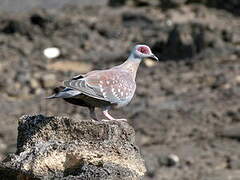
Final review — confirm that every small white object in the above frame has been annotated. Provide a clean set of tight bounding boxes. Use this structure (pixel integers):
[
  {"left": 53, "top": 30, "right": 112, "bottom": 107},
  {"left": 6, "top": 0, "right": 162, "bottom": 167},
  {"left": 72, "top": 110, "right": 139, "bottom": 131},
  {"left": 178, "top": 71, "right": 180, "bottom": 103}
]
[
  {"left": 43, "top": 47, "right": 60, "bottom": 59},
  {"left": 103, "top": 92, "right": 106, "bottom": 96},
  {"left": 236, "top": 75, "right": 240, "bottom": 83},
  {"left": 166, "top": 19, "right": 173, "bottom": 26},
  {"left": 168, "top": 154, "right": 180, "bottom": 166}
]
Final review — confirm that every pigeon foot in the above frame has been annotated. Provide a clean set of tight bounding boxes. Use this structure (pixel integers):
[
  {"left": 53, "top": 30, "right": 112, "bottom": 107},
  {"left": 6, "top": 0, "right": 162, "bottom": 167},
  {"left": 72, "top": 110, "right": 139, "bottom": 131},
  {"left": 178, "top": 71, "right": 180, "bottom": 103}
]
[{"left": 102, "top": 118, "right": 127, "bottom": 122}]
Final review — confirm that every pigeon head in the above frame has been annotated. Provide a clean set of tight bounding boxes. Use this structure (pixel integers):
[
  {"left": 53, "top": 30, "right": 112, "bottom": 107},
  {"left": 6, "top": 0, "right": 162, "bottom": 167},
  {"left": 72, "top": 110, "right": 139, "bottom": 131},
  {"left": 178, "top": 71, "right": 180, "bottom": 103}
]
[{"left": 131, "top": 44, "right": 158, "bottom": 61}]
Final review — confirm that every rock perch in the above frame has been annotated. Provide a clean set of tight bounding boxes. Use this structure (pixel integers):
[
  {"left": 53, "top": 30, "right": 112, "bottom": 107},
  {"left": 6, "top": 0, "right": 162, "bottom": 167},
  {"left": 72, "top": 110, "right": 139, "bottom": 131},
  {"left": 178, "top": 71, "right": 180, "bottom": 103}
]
[{"left": 0, "top": 115, "right": 146, "bottom": 179}]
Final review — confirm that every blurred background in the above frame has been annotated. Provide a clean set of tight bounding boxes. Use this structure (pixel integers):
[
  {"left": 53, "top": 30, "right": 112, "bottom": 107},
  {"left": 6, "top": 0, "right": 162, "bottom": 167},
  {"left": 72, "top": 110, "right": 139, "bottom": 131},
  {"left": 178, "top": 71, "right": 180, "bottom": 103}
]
[{"left": 0, "top": 0, "right": 240, "bottom": 179}]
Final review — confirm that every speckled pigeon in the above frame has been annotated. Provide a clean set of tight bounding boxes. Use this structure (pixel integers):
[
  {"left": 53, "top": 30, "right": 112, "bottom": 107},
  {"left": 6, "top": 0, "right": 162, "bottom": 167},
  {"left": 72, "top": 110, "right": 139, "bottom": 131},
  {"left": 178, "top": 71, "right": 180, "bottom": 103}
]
[{"left": 47, "top": 45, "right": 158, "bottom": 121}]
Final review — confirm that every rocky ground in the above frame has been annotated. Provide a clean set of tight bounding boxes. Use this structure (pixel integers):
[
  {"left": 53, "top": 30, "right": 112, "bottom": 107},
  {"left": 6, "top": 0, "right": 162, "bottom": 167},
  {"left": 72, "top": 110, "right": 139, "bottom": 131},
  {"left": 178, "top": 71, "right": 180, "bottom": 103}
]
[{"left": 0, "top": 1, "right": 240, "bottom": 179}]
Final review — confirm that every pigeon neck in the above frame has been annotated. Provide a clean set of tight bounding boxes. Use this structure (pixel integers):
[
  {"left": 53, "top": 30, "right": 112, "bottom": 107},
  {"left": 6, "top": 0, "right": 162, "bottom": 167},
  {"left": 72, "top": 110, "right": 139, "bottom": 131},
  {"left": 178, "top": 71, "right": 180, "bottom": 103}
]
[{"left": 121, "top": 55, "right": 142, "bottom": 80}]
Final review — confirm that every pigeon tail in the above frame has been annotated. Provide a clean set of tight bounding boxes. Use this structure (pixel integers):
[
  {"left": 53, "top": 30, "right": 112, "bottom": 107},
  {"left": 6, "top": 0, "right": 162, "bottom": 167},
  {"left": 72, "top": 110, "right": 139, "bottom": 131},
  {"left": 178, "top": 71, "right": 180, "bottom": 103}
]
[
  {"left": 45, "top": 94, "right": 58, "bottom": 99},
  {"left": 46, "top": 88, "right": 81, "bottom": 99}
]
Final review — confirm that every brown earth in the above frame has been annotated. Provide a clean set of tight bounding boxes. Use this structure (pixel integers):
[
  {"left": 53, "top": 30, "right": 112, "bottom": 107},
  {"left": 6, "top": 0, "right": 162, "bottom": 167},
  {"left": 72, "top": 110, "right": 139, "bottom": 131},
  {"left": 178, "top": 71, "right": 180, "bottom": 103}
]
[{"left": 0, "top": 1, "right": 240, "bottom": 180}]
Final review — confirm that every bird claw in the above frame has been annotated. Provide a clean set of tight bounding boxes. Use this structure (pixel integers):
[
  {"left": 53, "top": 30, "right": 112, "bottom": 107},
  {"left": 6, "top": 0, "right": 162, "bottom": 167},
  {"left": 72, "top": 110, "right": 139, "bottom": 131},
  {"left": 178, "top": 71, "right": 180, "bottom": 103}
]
[
  {"left": 117, "top": 119, "right": 128, "bottom": 122},
  {"left": 102, "top": 118, "right": 127, "bottom": 122}
]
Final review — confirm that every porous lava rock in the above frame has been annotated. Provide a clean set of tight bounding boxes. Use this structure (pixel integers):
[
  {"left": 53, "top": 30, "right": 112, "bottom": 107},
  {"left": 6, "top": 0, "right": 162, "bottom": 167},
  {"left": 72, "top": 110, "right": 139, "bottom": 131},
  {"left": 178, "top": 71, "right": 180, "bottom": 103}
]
[{"left": 0, "top": 115, "right": 146, "bottom": 179}]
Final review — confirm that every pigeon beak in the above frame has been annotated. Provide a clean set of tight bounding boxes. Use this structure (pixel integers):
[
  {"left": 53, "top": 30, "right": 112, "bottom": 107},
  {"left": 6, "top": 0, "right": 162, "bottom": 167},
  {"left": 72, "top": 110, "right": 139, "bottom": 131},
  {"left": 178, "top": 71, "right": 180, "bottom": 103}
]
[{"left": 149, "top": 54, "right": 159, "bottom": 61}]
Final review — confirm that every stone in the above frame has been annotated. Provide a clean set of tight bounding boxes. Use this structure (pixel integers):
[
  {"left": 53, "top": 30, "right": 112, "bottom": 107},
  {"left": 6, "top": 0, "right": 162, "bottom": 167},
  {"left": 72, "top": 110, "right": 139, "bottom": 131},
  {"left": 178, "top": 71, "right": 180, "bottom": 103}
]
[
  {"left": 47, "top": 61, "right": 93, "bottom": 73},
  {"left": 0, "top": 115, "right": 146, "bottom": 179},
  {"left": 158, "top": 154, "right": 180, "bottom": 167},
  {"left": 0, "top": 139, "right": 6, "bottom": 161},
  {"left": 235, "top": 76, "right": 240, "bottom": 84},
  {"left": 108, "top": 0, "right": 127, "bottom": 7},
  {"left": 228, "top": 156, "right": 240, "bottom": 169},
  {"left": 30, "top": 78, "right": 40, "bottom": 89},
  {"left": 161, "top": 0, "right": 187, "bottom": 8},
  {"left": 132, "top": 0, "right": 159, "bottom": 6},
  {"left": 201, "top": 170, "right": 240, "bottom": 180},
  {"left": 43, "top": 47, "right": 61, "bottom": 59},
  {"left": 189, "top": 0, "right": 240, "bottom": 16},
  {"left": 167, "top": 154, "right": 180, "bottom": 166},
  {"left": 40, "top": 74, "right": 57, "bottom": 88},
  {"left": 219, "top": 123, "right": 240, "bottom": 140}
]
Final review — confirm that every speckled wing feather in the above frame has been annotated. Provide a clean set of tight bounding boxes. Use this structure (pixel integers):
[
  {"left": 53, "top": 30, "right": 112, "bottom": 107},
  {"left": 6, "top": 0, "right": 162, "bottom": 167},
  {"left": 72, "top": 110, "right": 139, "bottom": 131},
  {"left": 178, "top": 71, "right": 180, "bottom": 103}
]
[{"left": 63, "top": 69, "right": 136, "bottom": 105}]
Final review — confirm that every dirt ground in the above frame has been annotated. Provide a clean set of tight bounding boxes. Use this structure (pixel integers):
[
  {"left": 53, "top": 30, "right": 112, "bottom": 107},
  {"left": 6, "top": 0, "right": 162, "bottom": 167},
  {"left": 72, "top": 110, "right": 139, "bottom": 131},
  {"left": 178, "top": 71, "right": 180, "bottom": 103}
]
[{"left": 0, "top": 1, "right": 240, "bottom": 179}]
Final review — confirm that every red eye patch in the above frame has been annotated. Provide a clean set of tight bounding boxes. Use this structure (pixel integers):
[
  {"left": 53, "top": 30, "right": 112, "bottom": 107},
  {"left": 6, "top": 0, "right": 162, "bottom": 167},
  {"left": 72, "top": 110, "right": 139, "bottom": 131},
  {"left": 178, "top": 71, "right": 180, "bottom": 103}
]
[{"left": 137, "top": 46, "right": 150, "bottom": 54}]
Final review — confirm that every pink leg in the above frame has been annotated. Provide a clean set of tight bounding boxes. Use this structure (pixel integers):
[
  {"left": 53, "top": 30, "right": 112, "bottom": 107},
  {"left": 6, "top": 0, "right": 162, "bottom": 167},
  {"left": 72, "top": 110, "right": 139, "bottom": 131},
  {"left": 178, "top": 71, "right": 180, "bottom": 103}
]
[
  {"left": 89, "top": 107, "right": 99, "bottom": 121},
  {"left": 102, "top": 107, "right": 127, "bottom": 121}
]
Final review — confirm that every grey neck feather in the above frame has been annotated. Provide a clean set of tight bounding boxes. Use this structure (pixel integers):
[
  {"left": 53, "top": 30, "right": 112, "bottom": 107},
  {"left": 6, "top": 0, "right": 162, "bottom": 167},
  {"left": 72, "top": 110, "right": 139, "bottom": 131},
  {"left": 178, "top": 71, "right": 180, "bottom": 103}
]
[
  {"left": 128, "top": 51, "right": 142, "bottom": 62},
  {"left": 119, "top": 51, "right": 142, "bottom": 80}
]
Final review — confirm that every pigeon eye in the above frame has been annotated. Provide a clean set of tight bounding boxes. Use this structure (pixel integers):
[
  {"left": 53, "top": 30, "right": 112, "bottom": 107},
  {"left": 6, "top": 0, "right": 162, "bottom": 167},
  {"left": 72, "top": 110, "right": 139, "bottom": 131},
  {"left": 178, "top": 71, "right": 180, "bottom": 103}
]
[{"left": 137, "top": 46, "right": 150, "bottom": 54}]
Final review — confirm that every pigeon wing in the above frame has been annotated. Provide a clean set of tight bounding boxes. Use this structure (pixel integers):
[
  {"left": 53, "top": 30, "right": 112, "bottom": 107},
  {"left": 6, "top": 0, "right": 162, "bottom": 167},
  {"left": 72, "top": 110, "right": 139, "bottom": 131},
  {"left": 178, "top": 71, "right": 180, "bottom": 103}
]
[
  {"left": 64, "top": 78, "right": 106, "bottom": 101},
  {"left": 64, "top": 69, "right": 135, "bottom": 104}
]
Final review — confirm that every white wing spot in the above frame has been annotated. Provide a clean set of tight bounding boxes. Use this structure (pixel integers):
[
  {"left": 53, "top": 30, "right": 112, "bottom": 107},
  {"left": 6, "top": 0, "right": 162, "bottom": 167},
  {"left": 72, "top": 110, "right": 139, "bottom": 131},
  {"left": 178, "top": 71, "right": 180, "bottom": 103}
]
[
  {"left": 100, "top": 81, "right": 103, "bottom": 84},
  {"left": 118, "top": 89, "right": 121, "bottom": 93},
  {"left": 112, "top": 88, "right": 118, "bottom": 97},
  {"left": 102, "top": 92, "right": 107, "bottom": 97},
  {"left": 121, "top": 92, "right": 124, "bottom": 96},
  {"left": 106, "top": 81, "right": 110, "bottom": 85}
]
